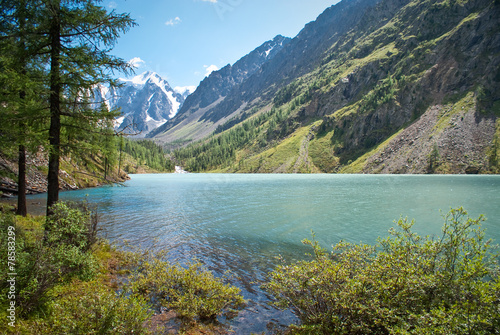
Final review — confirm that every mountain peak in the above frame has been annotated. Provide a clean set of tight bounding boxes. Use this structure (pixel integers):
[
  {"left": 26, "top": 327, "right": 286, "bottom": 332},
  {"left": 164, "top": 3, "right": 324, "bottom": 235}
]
[
  {"left": 120, "top": 71, "right": 163, "bottom": 86},
  {"left": 148, "top": 35, "right": 291, "bottom": 142},
  {"left": 95, "top": 71, "right": 186, "bottom": 137}
]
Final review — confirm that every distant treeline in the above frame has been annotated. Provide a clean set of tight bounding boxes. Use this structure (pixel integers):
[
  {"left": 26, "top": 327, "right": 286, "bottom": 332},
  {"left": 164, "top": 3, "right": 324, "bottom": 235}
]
[
  {"left": 120, "top": 138, "right": 174, "bottom": 172},
  {"left": 173, "top": 106, "right": 296, "bottom": 172}
]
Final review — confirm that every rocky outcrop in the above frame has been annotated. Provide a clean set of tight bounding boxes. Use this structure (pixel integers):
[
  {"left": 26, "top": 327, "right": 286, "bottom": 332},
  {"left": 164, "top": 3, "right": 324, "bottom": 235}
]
[{"left": 361, "top": 101, "right": 497, "bottom": 174}]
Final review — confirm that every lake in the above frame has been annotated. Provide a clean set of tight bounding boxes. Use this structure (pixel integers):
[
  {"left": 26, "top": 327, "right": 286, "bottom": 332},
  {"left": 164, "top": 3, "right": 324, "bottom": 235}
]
[{"left": 23, "top": 174, "right": 500, "bottom": 333}]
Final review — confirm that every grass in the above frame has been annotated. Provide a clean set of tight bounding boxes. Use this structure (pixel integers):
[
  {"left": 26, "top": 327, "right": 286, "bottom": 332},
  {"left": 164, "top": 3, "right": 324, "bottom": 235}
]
[
  {"left": 308, "top": 125, "right": 340, "bottom": 173},
  {"left": 237, "top": 126, "right": 309, "bottom": 173}
]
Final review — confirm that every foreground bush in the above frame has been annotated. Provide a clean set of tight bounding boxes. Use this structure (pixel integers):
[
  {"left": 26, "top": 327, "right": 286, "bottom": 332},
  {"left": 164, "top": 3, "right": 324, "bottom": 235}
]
[
  {"left": 26, "top": 280, "right": 153, "bottom": 334},
  {"left": 0, "top": 202, "right": 99, "bottom": 316},
  {"left": 0, "top": 203, "right": 152, "bottom": 334},
  {"left": 264, "top": 208, "right": 500, "bottom": 334},
  {"left": 129, "top": 252, "right": 245, "bottom": 321},
  {"left": 1, "top": 203, "right": 246, "bottom": 334}
]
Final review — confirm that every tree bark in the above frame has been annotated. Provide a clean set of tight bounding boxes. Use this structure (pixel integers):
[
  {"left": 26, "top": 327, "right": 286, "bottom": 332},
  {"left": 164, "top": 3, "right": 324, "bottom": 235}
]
[
  {"left": 118, "top": 136, "right": 123, "bottom": 176},
  {"left": 16, "top": 0, "right": 28, "bottom": 217},
  {"left": 46, "top": 0, "right": 62, "bottom": 216},
  {"left": 17, "top": 144, "right": 27, "bottom": 216}
]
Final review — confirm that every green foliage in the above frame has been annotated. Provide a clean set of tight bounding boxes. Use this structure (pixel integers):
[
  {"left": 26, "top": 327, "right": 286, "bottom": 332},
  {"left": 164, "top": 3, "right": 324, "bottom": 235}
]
[
  {"left": 428, "top": 142, "right": 441, "bottom": 173},
  {"left": 175, "top": 116, "right": 260, "bottom": 172},
  {"left": 0, "top": 202, "right": 99, "bottom": 316},
  {"left": 214, "top": 107, "right": 259, "bottom": 134},
  {"left": 28, "top": 280, "right": 153, "bottom": 335},
  {"left": 174, "top": 106, "right": 298, "bottom": 172},
  {"left": 129, "top": 252, "right": 245, "bottom": 321},
  {"left": 489, "top": 120, "right": 500, "bottom": 172},
  {"left": 359, "top": 75, "right": 400, "bottom": 113},
  {"left": 264, "top": 208, "right": 500, "bottom": 334},
  {"left": 274, "top": 80, "right": 300, "bottom": 106},
  {"left": 120, "top": 138, "right": 174, "bottom": 172}
]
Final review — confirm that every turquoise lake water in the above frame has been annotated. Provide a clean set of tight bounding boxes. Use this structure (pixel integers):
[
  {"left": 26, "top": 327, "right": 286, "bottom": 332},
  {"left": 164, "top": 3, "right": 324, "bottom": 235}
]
[{"left": 24, "top": 174, "right": 500, "bottom": 333}]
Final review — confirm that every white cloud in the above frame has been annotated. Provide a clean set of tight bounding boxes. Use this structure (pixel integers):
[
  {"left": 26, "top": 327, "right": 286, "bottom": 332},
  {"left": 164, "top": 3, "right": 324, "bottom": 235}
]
[
  {"left": 201, "top": 0, "right": 218, "bottom": 2},
  {"left": 165, "top": 17, "right": 181, "bottom": 26},
  {"left": 108, "top": 1, "right": 117, "bottom": 9},
  {"left": 128, "top": 57, "right": 145, "bottom": 69},
  {"left": 204, "top": 64, "right": 219, "bottom": 77},
  {"left": 174, "top": 86, "right": 197, "bottom": 96}
]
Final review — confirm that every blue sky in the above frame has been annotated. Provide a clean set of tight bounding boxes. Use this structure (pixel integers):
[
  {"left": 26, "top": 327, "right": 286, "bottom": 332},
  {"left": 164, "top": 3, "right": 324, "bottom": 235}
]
[{"left": 106, "top": 0, "right": 340, "bottom": 90}]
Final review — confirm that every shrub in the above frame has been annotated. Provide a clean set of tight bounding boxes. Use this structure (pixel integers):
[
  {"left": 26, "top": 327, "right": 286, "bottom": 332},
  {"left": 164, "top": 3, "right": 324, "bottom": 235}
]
[
  {"left": 264, "top": 208, "right": 500, "bottom": 334},
  {"left": 0, "top": 202, "right": 99, "bottom": 316},
  {"left": 129, "top": 253, "right": 245, "bottom": 321},
  {"left": 44, "top": 201, "right": 99, "bottom": 252},
  {"left": 28, "top": 280, "right": 153, "bottom": 334}
]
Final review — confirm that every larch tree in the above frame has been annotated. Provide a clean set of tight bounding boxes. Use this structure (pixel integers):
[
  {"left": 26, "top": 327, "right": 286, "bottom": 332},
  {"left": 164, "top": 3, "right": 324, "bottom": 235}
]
[
  {"left": 37, "top": 0, "right": 135, "bottom": 216},
  {"left": 0, "top": 0, "right": 47, "bottom": 216},
  {"left": 1, "top": 0, "right": 134, "bottom": 217}
]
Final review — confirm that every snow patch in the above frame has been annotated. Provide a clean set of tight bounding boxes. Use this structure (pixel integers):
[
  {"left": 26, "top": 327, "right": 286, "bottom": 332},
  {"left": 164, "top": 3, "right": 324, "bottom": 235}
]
[
  {"left": 265, "top": 46, "right": 274, "bottom": 57},
  {"left": 114, "top": 116, "right": 125, "bottom": 127},
  {"left": 145, "top": 115, "right": 167, "bottom": 129},
  {"left": 167, "top": 92, "right": 181, "bottom": 118},
  {"left": 120, "top": 71, "right": 156, "bottom": 86},
  {"left": 147, "top": 73, "right": 173, "bottom": 99}
]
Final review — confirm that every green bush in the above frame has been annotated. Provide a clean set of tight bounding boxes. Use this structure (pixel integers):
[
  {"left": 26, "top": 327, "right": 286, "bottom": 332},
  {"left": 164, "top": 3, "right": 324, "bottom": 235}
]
[
  {"left": 129, "top": 253, "right": 245, "bottom": 321},
  {"left": 27, "top": 280, "right": 153, "bottom": 334},
  {"left": 45, "top": 201, "right": 98, "bottom": 251},
  {"left": 43, "top": 202, "right": 99, "bottom": 281},
  {"left": 264, "top": 208, "right": 500, "bottom": 334},
  {"left": 0, "top": 202, "right": 99, "bottom": 316}
]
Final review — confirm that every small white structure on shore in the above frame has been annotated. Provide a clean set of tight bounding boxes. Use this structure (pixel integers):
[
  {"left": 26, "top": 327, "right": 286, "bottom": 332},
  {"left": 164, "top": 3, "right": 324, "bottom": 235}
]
[{"left": 175, "top": 166, "right": 189, "bottom": 174}]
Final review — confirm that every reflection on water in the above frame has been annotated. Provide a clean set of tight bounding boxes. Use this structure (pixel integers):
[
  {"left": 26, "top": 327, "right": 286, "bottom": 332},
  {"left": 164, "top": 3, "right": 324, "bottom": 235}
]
[{"left": 13, "top": 174, "right": 500, "bottom": 334}]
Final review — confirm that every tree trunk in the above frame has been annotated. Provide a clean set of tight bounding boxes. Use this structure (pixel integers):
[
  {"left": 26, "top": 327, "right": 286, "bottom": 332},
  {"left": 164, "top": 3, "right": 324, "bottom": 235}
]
[
  {"left": 104, "top": 157, "right": 108, "bottom": 180},
  {"left": 46, "top": 0, "right": 62, "bottom": 216},
  {"left": 118, "top": 136, "right": 123, "bottom": 176},
  {"left": 17, "top": 144, "right": 27, "bottom": 216},
  {"left": 16, "top": 0, "right": 27, "bottom": 217}
]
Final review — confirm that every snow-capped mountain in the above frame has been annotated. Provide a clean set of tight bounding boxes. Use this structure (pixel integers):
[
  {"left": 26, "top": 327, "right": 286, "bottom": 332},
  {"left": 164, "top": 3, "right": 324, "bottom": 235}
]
[{"left": 94, "top": 71, "right": 191, "bottom": 137}]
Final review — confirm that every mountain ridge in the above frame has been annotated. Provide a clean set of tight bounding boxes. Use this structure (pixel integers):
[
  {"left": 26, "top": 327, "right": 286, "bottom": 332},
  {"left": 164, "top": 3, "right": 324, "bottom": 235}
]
[
  {"left": 94, "top": 71, "right": 189, "bottom": 137},
  {"left": 166, "top": 0, "right": 500, "bottom": 174},
  {"left": 148, "top": 35, "right": 291, "bottom": 146},
  {"left": 151, "top": 0, "right": 382, "bottom": 146}
]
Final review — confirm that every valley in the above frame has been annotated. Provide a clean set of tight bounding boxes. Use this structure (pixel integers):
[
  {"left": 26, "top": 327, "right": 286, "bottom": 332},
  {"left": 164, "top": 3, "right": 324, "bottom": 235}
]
[
  {"left": 148, "top": 0, "right": 500, "bottom": 175},
  {"left": 1, "top": 0, "right": 499, "bottom": 333}
]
